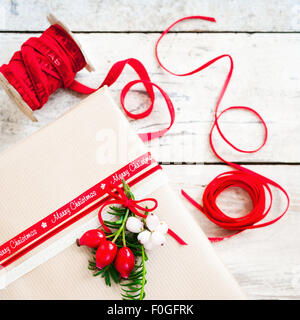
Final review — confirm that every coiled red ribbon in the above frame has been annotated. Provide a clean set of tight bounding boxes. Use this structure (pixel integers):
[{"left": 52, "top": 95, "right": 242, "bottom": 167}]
[
  {"left": 0, "top": 16, "right": 290, "bottom": 242},
  {"left": 98, "top": 184, "right": 187, "bottom": 245},
  {"left": 155, "top": 16, "right": 289, "bottom": 241}
]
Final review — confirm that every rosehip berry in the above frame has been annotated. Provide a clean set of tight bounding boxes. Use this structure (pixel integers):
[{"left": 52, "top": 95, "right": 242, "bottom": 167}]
[
  {"left": 95, "top": 241, "right": 117, "bottom": 269},
  {"left": 115, "top": 247, "right": 135, "bottom": 279},
  {"left": 76, "top": 229, "right": 106, "bottom": 248}
]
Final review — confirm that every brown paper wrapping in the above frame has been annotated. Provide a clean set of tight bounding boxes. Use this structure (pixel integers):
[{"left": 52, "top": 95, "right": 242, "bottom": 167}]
[{"left": 0, "top": 87, "right": 245, "bottom": 299}]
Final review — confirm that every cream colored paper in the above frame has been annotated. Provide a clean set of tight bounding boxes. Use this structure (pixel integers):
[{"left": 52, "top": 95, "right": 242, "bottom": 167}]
[{"left": 0, "top": 87, "right": 245, "bottom": 299}]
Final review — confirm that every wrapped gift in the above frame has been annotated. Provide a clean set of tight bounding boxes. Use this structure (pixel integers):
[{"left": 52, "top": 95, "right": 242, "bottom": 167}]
[{"left": 0, "top": 86, "right": 245, "bottom": 299}]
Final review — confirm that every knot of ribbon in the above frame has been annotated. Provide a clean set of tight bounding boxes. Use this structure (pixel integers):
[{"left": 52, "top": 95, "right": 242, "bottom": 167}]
[
  {"left": 98, "top": 184, "right": 158, "bottom": 233},
  {"left": 98, "top": 185, "right": 158, "bottom": 232},
  {"left": 98, "top": 184, "right": 187, "bottom": 245}
]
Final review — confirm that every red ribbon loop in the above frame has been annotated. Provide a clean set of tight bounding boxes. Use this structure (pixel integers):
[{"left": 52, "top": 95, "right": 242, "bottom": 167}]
[
  {"left": 98, "top": 184, "right": 158, "bottom": 233},
  {"left": 156, "top": 16, "right": 290, "bottom": 241},
  {"left": 71, "top": 59, "right": 176, "bottom": 142},
  {"left": 0, "top": 25, "right": 175, "bottom": 142},
  {"left": 98, "top": 184, "right": 187, "bottom": 245}
]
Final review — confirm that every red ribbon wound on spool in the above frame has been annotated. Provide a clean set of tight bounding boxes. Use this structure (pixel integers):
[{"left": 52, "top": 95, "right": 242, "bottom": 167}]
[
  {"left": 0, "top": 24, "right": 175, "bottom": 142},
  {"left": 0, "top": 16, "right": 290, "bottom": 242}
]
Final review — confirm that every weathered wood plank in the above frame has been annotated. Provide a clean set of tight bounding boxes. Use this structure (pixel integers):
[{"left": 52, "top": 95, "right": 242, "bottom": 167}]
[
  {"left": 163, "top": 164, "right": 299, "bottom": 299},
  {"left": 1, "top": 33, "right": 299, "bottom": 163},
  {"left": 0, "top": 0, "right": 299, "bottom": 32}
]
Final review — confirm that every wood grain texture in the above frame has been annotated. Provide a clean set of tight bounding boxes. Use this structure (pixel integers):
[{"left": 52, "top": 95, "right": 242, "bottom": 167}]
[
  {"left": 0, "top": 1, "right": 299, "bottom": 300},
  {"left": 164, "top": 164, "right": 299, "bottom": 299},
  {"left": 0, "top": 0, "right": 300, "bottom": 32},
  {"left": 0, "top": 33, "right": 299, "bottom": 162}
]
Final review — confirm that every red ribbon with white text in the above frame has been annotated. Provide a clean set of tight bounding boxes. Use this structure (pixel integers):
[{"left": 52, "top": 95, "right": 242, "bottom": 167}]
[
  {"left": 0, "top": 15, "right": 290, "bottom": 243},
  {"left": 0, "top": 153, "right": 185, "bottom": 268}
]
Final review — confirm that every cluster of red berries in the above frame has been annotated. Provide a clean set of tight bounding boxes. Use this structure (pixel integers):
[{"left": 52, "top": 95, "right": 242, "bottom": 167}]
[{"left": 77, "top": 229, "right": 135, "bottom": 279}]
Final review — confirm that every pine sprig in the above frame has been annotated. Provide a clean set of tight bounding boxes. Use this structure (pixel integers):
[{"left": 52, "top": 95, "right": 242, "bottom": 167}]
[
  {"left": 85, "top": 180, "right": 148, "bottom": 300},
  {"left": 121, "top": 245, "right": 147, "bottom": 300},
  {"left": 89, "top": 258, "right": 121, "bottom": 286},
  {"left": 89, "top": 229, "right": 148, "bottom": 297}
]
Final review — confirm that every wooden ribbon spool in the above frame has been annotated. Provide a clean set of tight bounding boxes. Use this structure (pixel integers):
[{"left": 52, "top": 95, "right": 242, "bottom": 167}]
[{"left": 0, "top": 13, "right": 94, "bottom": 122}]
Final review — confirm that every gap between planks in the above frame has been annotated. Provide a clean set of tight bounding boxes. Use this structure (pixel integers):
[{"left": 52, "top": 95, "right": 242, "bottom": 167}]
[
  {"left": 0, "top": 31, "right": 300, "bottom": 34},
  {"left": 160, "top": 162, "right": 300, "bottom": 166}
]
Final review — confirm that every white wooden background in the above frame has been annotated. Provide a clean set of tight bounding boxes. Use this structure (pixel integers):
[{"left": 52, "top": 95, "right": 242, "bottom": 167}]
[{"left": 0, "top": 0, "right": 300, "bottom": 299}]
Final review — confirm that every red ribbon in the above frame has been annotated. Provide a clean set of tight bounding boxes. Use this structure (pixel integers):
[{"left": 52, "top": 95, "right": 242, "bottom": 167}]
[
  {"left": 0, "top": 16, "right": 290, "bottom": 242},
  {"left": 155, "top": 16, "right": 290, "bottom": 241},
  {"left": 0, "top": 153, "right": 167, "bottom": 267},
  {"left": 0, "top": 153, "right": 185, "bottom": 269},
  {"left": 98, "top": 184, "right": 187, "bottom": 245},
  {"left": 70, "top": 59, "right": 175, "bottom": 142},
  {"left": 0, "top": 25, "right": 175, "bottom": 142}
]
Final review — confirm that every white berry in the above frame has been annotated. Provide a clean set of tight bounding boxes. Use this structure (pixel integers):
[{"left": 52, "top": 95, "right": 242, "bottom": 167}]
[
  {"left": 137, "top": 230, "right": 151, "bottom": 244},
  {"left": 146, "top": 213, "right": 160, "bottom": 231},
  {"left": 155, "top": 221, "right": 168, "bottom": 234},
  {"left": 143, "top": 238, "right": 157, "bottom": 251},
  {"left": 151, "top": 231, "right": 166, "bottom": 246},
  {"left": 126, "top": 217, "right": 144, "bottom": 233}
]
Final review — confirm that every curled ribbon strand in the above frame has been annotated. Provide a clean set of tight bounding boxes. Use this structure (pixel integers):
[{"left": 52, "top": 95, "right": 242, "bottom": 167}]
[
  {"left": 0, "top": 25, "right": 175, "bottom": 142},
  {"left": 71, "top": 58, "right": 175, "bottom": 142},
  {"left": 155, "top": 16, "right": 290, "bottom": 241},
  {"left": 0, "top": 16, "right": 290, "bottom": 242},
  {"left": 98, "top": 184, "right": 187, "bottom": 245}
]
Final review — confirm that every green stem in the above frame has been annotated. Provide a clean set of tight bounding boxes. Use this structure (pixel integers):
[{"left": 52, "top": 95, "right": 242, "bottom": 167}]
[
  {"left": 139, "top": 245, "right": 146, "bottom": 300},
  {"left": 106, "top": 231, "right": 118, "bottom": 238},
  {"left": 112, "top": 209, "right": 129, "bottom": 243},
  {"left": 122, "top": 225, "right": 126, "bottom": 247}
]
